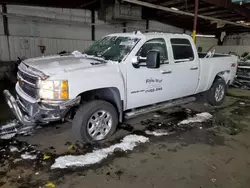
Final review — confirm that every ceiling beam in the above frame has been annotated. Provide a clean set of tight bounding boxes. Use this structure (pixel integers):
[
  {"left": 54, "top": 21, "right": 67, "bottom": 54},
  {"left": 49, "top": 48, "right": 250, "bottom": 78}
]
[
  {"left": 201, "top": 9, "right": 229, "bottom": 16},
  {"left": 214, "top": 14, "right": 241, "bottom": 18},
  {"left": 160, "top": 0, "right": 186, "bottom": 7},
  {"left": 203, "top": 0, "right": 250, "bottom": 20},
  {"left": 123, "top": 0, "right": 250, "bottom": 28},
  {"left": 226, "top": 17, "right": 246, "bottom": 21},
  {"left": 198, "top": 5, "right": 218, "bottom": 12},
  {"left": 0, "top": 0, "right": 100, "bottom": 9}
]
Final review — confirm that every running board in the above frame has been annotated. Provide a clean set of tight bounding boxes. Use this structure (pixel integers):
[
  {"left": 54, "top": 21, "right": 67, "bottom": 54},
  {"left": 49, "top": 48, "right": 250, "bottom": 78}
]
[{"left": 124, "top": 96, "right": 196, "bottom": 119}]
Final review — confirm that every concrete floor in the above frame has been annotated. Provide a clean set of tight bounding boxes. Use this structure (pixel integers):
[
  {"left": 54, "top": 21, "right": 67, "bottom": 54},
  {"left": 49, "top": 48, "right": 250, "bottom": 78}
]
[{"left": 1, "top": 88, "right": 250, "bottom": 188}]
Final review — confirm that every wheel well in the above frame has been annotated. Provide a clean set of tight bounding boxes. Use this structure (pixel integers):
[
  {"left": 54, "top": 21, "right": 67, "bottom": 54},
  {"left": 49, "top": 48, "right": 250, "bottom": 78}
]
[
  {"left": 213, "top": 71, "right": 229, "bottom": 84},
  {"left": 78, "top": 88, "right": 123, "bottom": 122}
]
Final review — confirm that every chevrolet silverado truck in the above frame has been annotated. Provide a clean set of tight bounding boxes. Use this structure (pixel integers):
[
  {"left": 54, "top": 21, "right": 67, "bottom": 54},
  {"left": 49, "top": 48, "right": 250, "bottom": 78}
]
[{"left": 3, "top": 32, "right": 237, "bottom": 143}]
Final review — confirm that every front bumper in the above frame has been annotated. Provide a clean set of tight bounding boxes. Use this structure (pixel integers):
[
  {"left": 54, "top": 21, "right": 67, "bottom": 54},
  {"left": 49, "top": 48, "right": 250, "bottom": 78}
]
[{"left": 3, "top": 90, "right": 80, "bottom": 126}]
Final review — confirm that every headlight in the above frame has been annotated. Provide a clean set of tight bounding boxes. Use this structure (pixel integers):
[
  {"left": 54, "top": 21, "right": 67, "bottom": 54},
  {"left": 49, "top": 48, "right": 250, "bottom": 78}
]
[{"left": 39, "top": 80, "right": 69, "bottom": 100}]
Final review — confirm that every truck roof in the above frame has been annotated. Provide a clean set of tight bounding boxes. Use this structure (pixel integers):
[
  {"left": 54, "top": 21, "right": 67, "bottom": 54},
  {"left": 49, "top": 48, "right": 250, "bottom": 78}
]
[{"left": 107, "top": 31, "right": 192, "bottom": 40}]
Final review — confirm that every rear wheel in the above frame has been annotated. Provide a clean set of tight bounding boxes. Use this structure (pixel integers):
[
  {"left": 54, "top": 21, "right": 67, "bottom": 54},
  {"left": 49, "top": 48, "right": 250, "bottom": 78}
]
[
  {"left": 72, "top": 100, "right": 118, "bottom": 143},
  {"left": 206, "top": 78, "right": 227, "bottom": 106}
]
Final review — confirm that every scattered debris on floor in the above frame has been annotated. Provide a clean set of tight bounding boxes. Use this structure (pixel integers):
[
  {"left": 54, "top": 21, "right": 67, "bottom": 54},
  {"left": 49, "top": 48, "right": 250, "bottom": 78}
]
[
  {"left": 0, "top": 120, "right": 19, "bottom": 139},
  {"left": 45, "top": 182, "right": 56, "bottom": 188},
  {"left": 0, "top": 95, "right": 249, "bottom": 188},
  {"left": 9, "top": 145, "right": 19, "bottom": 152},
  {"left": 145, "top": 129, "right": 170, "bottom": 136},
  {"left": 211, "top": 178, "right": 217, "bottom": 183},
  {"left": 21, "top": 152, "right": 37, "bottom": 160}
]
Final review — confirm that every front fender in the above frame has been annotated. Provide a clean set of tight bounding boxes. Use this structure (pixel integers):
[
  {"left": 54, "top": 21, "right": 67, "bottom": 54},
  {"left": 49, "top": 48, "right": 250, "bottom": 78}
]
[{"left": 69, "top": 72, "right": 125, "bottom": 101}]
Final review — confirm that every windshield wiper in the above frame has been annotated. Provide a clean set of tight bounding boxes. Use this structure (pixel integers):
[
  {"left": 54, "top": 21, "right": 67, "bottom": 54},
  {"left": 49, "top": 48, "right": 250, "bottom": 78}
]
[{"left": 84, "top": 55, "right": 107, "bottom": 64}]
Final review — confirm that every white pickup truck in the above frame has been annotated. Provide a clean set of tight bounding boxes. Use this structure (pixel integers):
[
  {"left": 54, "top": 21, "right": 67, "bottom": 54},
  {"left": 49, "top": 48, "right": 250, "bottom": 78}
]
[{"left": 3, "top": 32, "right": 237, "bottom": 143}]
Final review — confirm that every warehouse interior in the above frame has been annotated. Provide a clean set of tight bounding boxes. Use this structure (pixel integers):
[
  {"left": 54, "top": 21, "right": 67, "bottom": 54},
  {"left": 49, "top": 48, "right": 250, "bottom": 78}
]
[
  {"left": 1, "top": 0, "right": 250, "bottom": 63},
  {"left": 1, "top": 0, "right": 250, "bottom": 188}
]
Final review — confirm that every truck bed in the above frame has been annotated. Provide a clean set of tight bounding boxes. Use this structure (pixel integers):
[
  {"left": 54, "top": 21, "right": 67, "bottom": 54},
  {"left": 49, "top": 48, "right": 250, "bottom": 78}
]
[
  {"left": 198, "top": 52, "right": 231, "bottom": 58},
  {"left": 195, "top": 53, "right": 238, "bottom": 94}
]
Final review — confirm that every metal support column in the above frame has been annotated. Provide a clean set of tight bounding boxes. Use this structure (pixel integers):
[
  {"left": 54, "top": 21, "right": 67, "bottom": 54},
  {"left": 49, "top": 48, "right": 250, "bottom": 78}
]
[
  {"left": 91, "top": 9, "right": 95, "bottom": 41},
  {"left": 192, "top": 0, "right": 199, "bottom": 43},
  {"left": 146, "top": 20, "right": 149, "bottom": 32},
  {"left": 2, "top": 4, "right": 11, "bottom": 61},
  {"left": 123, "top": 22, "right": 126, "bottom": 33}
]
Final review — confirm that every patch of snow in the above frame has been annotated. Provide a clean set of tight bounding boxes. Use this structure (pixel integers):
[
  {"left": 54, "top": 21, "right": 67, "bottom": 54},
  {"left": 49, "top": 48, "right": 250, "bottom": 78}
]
[
  {"left": 48, "top": 61, "right": 60, "bottom": 67},
  {"left": 153, "top": 114, "right": 161, "bottom": 118},
  {"left": 35, "top": 172, "right": 39, "bottom": 175},
  {"left": 0, "top": 120, "right": 18, "bottom": 129},
  {"left": 178, "top": 112, "right": 212, "bottom": 125},
  {"left": 9, "top": 146, "right": 19, "bottom": 152},
  {"left": 21, "top": 152, "right": 37, "bottom": 160},
  {"left": 51, "top": 134, "right": 148, "bottom": 169},
  {"left": 0, "top": 133, "right": 16, "bottom": 139},
  {"left": 239, "top": 102, "right": 245, "bottom": 105},
  {"left": 13, "top": 158, "right": 22, "bottom": 163},
  {"left": 145, "top": 129, "right": 169, "bottom": 136},
  {"left": 72, "top": 50, "right": 85, "bottom": 57}
]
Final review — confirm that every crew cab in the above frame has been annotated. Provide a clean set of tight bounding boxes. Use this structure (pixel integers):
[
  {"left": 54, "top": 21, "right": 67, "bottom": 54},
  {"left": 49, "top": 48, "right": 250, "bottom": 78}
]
[{"left": 3, "top": 32, "right": 238, "bottom": 143}]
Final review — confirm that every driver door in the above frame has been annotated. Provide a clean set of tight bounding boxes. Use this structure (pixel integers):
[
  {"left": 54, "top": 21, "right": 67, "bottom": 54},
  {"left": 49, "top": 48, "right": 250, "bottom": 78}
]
[{"left": 126, "top": 38, "right": 174, "bottom": 109}]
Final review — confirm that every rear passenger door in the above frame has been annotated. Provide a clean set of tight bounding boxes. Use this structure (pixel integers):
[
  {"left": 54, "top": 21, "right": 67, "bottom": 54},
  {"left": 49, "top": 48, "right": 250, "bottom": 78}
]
[{"left": 168, "top": 38, "right": 199, "bottom": 99}]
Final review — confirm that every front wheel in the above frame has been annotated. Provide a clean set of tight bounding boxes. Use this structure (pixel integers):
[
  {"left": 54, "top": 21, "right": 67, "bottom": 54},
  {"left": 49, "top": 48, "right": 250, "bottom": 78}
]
[
  {"left": 72, "top": 100, "right": 118, "bottom": 143},
  {"left": 206, "top": 78, "right": 227, "bottom": 106}
]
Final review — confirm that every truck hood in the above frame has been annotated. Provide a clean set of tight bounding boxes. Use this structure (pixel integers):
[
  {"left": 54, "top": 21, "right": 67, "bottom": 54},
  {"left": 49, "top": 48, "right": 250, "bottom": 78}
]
[{"left": 23, "top": 55, "right": 109, "bottom": 76}]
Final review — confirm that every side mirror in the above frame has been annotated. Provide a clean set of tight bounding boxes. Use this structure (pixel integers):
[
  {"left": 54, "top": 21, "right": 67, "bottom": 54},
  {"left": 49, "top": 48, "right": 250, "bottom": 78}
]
[
  {"left": 132, "top": 57, "right": 140, "bottom": 68},
  {"left": 146, "top": 50, "right": 160, "bottom": 69}
]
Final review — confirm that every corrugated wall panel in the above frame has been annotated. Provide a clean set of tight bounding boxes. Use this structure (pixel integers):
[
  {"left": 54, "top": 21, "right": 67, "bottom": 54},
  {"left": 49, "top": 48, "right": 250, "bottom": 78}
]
[
  {"left": 7, "top": 36, "right": 93, "bottom": 60},
  {"left": 196, "top": 37, "right": 218, "bottom": 52},
  {"left": 214, "top": 46, "right": 250, "bottom": 55},
  {"left": 149, "top": 21, "right": 183, "bottom": 33},
  {"left": 0, "top": 36, "right": 10, "bottom": 61},
  {"left": 0, "top": 18, "right": 4, "bottom": 36},
  {"left": 95, "top": 12, "right": 123, "bottom": 40},
  {"left": 0, "top": 5, "right": 203, "bottom": 61},
  {"left": 126, "top": 20, "right": 147, "bottom": 32},
  {"left": 7, "top": 5, "right": 92, "bottom": 40},
  {"left": 8, "top": 18, "right": 92, "bottom": 40}
]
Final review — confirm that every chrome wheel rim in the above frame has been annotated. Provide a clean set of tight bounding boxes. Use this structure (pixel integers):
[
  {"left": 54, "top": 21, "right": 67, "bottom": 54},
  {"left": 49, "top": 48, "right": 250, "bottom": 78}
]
[
  {"left": 215, "top": 84, "right": 225, "bottom": 102},
  {"left": 87, "top": 110, "right": 112, "bottom": 140}
]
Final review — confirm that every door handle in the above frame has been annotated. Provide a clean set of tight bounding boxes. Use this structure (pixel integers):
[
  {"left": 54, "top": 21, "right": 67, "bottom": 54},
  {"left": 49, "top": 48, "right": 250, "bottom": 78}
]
[
  {"left": 161, "top": 70, "right": 172, "bottom": 74},
  {"left": 190, "top": 67, "right": 198, "bottom": 70}
]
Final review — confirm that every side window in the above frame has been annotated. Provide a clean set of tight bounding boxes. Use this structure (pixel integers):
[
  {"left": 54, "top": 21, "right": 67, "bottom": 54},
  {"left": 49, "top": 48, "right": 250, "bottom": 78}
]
[
  {"left": 170, "top": 38, "right": 194, "bottom": 62},
  {"left": 136, "top": 38, "right": 168, "bottom": 64}
]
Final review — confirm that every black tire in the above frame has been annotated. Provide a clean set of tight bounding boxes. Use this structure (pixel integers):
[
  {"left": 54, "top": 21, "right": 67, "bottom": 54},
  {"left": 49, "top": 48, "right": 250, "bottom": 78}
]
[
  {"left": 206, "top": 78, "right": 227, "bottom": 106},
  {"left": 72, "top": 100, "right": 118, "bottom": 143}
]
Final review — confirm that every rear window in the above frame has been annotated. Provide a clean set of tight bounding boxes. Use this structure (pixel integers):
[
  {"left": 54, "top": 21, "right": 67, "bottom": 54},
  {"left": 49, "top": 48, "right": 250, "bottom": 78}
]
[{"left": 170, "top": 38, "right": 194, "bottom": 62}]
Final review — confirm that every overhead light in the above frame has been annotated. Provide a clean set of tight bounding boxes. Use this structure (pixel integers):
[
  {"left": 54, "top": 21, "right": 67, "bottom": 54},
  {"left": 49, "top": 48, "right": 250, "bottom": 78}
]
[
  {"left": 196, "top": 34, "right": 216, "bottom": 38},
  {"left": 171, "top": 7, "right": 179, "bottom": 11}
]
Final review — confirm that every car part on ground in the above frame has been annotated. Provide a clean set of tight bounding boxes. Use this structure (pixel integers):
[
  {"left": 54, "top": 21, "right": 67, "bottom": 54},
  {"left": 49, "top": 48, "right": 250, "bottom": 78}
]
[{"left": 232, "top": 66, "right": 250, "bottom": 90}]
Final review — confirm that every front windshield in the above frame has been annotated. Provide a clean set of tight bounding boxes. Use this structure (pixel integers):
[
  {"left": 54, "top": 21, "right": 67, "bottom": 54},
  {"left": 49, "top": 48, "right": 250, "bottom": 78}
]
[{"left": 84, "top": 36, "right": 140, "bottom": 62}]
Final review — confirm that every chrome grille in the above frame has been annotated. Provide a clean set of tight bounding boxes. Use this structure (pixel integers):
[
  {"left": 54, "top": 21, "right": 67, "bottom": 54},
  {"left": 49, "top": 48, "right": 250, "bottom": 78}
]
[
  {"left": 18, "top": 64, "right": 39, "bottom": 99},
  {"left": 19, "top": 81, "right": 38, "bottom": 99},
  {"left": 18, "top": 70, "right": 37, "bottom": 85}
]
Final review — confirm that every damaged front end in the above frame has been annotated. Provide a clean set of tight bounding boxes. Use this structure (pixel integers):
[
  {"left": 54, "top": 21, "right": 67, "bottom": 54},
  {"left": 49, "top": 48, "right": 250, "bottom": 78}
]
[{"left": 2, "top": 62, "right": 80, "bottom": 135}]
